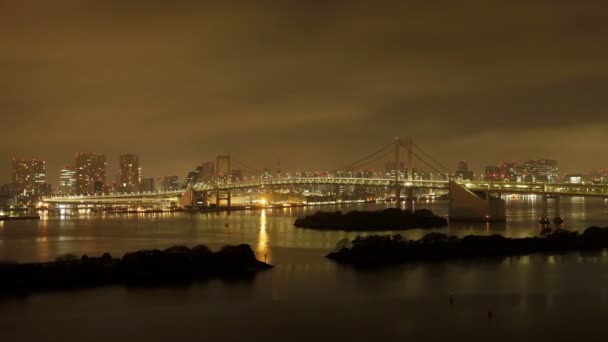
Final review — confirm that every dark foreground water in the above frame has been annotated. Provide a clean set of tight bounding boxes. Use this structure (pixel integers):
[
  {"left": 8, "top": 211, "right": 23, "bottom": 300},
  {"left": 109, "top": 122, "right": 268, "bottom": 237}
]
[{"left": 1, "top": 198, "right": 608, "bottom": 341}]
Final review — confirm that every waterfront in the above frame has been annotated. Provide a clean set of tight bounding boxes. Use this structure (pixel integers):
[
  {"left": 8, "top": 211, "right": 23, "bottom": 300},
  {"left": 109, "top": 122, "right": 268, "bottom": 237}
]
[
  {"left": 1, "top": 197, "right": 607, "bottom": 264},
  {"left": 1, "top": 198, "right": 608, "bottom": 340}
]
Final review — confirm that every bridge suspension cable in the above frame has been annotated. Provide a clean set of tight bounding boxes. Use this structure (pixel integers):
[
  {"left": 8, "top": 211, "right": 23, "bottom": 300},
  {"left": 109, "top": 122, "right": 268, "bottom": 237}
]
[
  {"left": 345, "top": 149, "right": 395, "bottom": 171},
  {"left": 411, "top": 142, "right": 451, "bottom": 175},
  {"left": 332, "top": 141, "right": 394, "bottom": 172},
  {"left": 399, "top": 140, "right": 450, "bottom": 178},
  {"left": 232, "top": 159, "right": 261, "bottom": 176}
]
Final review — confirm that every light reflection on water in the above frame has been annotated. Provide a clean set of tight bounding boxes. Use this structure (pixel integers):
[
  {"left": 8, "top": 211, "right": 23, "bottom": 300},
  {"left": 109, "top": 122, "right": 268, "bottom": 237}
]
[{"left": 0, "top": 197, "right": 606, "bottom": 263}]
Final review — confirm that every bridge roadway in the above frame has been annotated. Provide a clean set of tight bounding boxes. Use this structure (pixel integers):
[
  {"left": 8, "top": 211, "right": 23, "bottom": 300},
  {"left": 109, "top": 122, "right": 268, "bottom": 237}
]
[{"left": 42, "top": 178, "right": 608, "bottom": 205}]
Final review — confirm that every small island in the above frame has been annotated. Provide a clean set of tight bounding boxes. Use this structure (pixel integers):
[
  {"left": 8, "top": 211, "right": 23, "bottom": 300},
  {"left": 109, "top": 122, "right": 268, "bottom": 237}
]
[
  {"left": 327, "top": 226, "right": 608, "bottom": 266},
  {"left": 0, "top": 244, "right": 271, "bottom": 296},
  {"left": 294, "top": 208, "right": 448, "bottom": 231}
]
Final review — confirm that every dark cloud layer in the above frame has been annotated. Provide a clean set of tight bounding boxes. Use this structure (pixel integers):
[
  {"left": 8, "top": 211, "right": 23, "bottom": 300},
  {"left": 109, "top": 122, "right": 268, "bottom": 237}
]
[{"left": 1, "top": 0, "right": 607, "bottom": 183}]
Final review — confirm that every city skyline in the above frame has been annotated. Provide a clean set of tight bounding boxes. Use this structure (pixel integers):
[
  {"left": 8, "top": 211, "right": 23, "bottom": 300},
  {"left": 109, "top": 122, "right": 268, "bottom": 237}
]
[
  {"left": 2, "top": 2, "right": 608, "bottom": 184},
  {"left": 2, "top": 149, "right": 605, "bottom": 188},
  {"left": 2, "top": 2, "right": 608, "bottom": 340}
]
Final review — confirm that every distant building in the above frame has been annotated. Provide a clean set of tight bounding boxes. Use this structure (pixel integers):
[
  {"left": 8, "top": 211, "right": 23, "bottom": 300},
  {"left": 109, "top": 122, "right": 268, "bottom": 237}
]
[
  {"left": 184, "top": 161, "right": 216, "bottom": 187},
  {"left": 75, "top": 153, "right": 107, "bottom": 195},
  {"left": 565, "top": 174, "right": 584, "bottom": 184},
  {"left": 455, "top": 161, "right": 474, "bottom": 181},
  {"left": 456, "top": 161, "right": 468, "bottom": 172},
  {"left": 59, "top": 166, "right": 77, "bottom": 195},
  {"left": 0, "top": 184, "right": 15, "bottom": 208},
  {"left": 535, "top": 159, "right": 558, "bottom": 183},
  {"left": 1, "top": 184, "right": 13, "bottom": 196},
  {"left": 140, "top": 178, "right": 155, "bottom": 192},
  {"left": 523, "top": 159, "right": 558, "bottom": 183},
  {"left": 119, "top": 154, "right": 141, "bottom": 193},
  {"left": 230, "top": 169, "right": 243, "bottom": 182},
  {"left": 163, "top": 176, "right": 180, "bottom": 191},
  {"left": 216, "top": 155, "right": 231, "bottom": 181},
  {"left": 500, "top": 162, "right": 519, "bottom": 182},
  {"left": 185, "top": 170, "right": 199, "bottom": 187},
  {"left": 154, "top": 177, "right": 164, "bottom": 192},
  {"left": 484, "top": 166, "right": 502, "bottom": 181},
  {"left": 37, "top": 182, "right": 53, "bottom": 197},
  {"left": 384, "top": 161, "right": 405, "bottom": 179},
  {"left": 11, "top": 158, "right": 47, "bottom": 202},
  {"left": 199, "top": 162, "right": 215, "bottom": 183}
]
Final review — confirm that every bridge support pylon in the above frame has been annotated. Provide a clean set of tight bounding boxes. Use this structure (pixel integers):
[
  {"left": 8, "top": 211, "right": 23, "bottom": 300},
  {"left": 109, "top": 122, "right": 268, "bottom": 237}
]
[
  {"left": 553, "top": 196, "right": 564, "bottom": 224},
  {"left": 405, "top": 187, "right": 414, "bottom": 212},
  {"left": 394, "top": 137, "right": 401, "bottom": 208},
  {"left": 216, "top": 190, "right": 231, "bottom": 209},
  {"left": 539, "top": 193, "right": 550, "bottom": 224}
]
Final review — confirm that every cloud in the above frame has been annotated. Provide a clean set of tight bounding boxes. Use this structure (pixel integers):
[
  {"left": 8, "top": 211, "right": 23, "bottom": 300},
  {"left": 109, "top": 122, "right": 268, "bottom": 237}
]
[{"left": 1, "top": 1, "right": 607, "bottom": 182}]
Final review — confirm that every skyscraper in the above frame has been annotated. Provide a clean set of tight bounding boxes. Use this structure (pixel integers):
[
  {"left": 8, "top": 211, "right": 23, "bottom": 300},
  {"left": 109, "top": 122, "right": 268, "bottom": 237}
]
[
  {"left": 455, "top": 161, "right": 474, "bottom": 181},
  {"left": 11, "top": 158, "right": 46, "bottom": 197},
  {"left": 75, "top": 153, "right": 107, "bottom": 195},
  {"left": 163, "top": 176, "right": 180, "bottom": 191},
  {"left": 119, "top": 154, "right": 141, "bottom": 193},
  {"left": 139, "top": 178, "right": 155, "bottom": 192},
  {"left": 523, "top": 159, "right": 559, "bottom": 183},
  {"left": 59, "top": 166, "right": 77, "bottom": 195},
  {"left": 184, "top": 161, "right": 215, "bottom": 187},
  {"left": 199, "top": 162, "right": 215, "bottom": 183}
]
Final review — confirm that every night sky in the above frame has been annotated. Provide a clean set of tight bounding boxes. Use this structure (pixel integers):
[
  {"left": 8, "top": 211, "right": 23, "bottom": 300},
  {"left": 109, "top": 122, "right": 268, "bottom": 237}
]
[{"left": 2, "top": 1, "right": 607, "bottom": 184}]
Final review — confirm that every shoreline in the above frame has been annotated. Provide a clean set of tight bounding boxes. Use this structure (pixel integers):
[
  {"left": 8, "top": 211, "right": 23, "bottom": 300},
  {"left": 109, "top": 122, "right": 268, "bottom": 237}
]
[
  {"left": 326, "top": 226, "right": 608, "bottom": 266},
  {"left": 0, "top": 215, "right": 40, "bottom": 221},
  {"left": 0, "top": 244, "right": 272, "bottom": 296},
  {"left": 294, "top": 208, "right": 448, "bottom": 231}
]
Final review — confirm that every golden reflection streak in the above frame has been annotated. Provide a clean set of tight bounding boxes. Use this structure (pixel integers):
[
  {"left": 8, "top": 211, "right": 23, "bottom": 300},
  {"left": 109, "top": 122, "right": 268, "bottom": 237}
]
[
  {"left": 37, "top": 216, "right": 50, "bottom": 260},
  {"left": 256, "top": 209, "right": 271, "bottom": 263}
]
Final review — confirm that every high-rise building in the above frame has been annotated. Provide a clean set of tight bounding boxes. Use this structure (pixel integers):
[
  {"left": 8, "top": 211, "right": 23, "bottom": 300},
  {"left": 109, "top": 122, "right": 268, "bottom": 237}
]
[
  {"left": 199, "top": 162, "right": 215, "bottom": 183},
  {"left": 230, "top": 169, "right": 243, "bottom": 182},
  {"left": 185, "top": 169, "right": 200, "bottom": 187},
  {"left": 75, "top": 153, "right": 107, "bottom": 195},
  {"left": 455, "top": 161, "right": 474, "bottom": 181},
  {"left": 523, "top": 159, "right": 559, "bottom": 183},
  {"left": 534, "top": 159, "right": 558, "bottom": 183},
  {"left": 163, "top": 176, "right": 180, "bottom": 191},
  {"left": 59, "top": 166, "right": 77, "bottom": 195},
  {"left": 500, "top": 162, "right": 519, "bottom": 182},
  {"left": 140, "top": 178, "right": 155, "bottom": 192},
  {"left": 11, "top": 158, "right": 46, "bottom": 197},
  {"left": 185, "top": 161, "right": 216, "bottom": 187},
  {"left": 119, "top": 154, "right": 141, "bottom": 193},
  {"left": 484, "top": 165, "right": 502, "bottom": 181},
  {"left": 262, "top": 167, "right": 272, "bottom": 180},
  {"left": 456, "top": 161, "right": 468, "bottom": 172},
  {"left": 384, "top": 161, "right": 405, "bottom": 179}
]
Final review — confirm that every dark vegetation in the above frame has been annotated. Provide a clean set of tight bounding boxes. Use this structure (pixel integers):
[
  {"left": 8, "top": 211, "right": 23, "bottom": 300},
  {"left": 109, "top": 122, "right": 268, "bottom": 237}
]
[
  {"left": 326, "top": 226, "right": 608, "bottom": 266},
  {"left": 294, "top": 208, "right": 448, "bottom": 231},
  {"left": 0, "top": 244, "right": 271, "bottom": 296}
]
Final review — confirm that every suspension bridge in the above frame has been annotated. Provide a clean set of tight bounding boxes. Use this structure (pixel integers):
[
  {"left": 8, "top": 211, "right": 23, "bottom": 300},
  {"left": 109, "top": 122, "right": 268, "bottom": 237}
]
[{"left": 43, "top": 138, "right": 608, "bottom": 222}]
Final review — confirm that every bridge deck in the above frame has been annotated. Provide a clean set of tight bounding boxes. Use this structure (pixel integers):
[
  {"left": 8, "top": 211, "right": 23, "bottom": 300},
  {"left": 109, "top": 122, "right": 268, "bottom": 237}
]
[{"left": 42, "top": 178, "right": 608, "bottom": 205}]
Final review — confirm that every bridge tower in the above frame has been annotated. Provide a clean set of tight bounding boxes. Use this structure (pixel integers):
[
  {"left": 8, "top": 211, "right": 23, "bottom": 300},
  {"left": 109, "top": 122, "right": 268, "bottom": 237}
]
[
  {"left": 406, "top": 139, "right": 413, "bottom": 181},
  {"left": 539, "top": 184, "right": 550, "bottom": 224},
  {"left": 215, "top": 155, "right": 232, "bottom": 208},
  {"left": 394, "top": 138, "right": 401, "bottom": 208},
  {"left": 404, "top": 139, "right": 415, "bottom": 211}
]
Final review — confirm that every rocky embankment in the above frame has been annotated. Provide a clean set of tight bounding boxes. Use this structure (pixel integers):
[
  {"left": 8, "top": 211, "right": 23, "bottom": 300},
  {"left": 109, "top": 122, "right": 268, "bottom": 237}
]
[
  {"left": 0, "top": 244, "right": 271, "bottom": 295},
  {"left": 327, "top": 226, "right": 608, "bottom": 266},
  {"left": 294, "top": 208, "right": 448, "bottom": 231}
]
